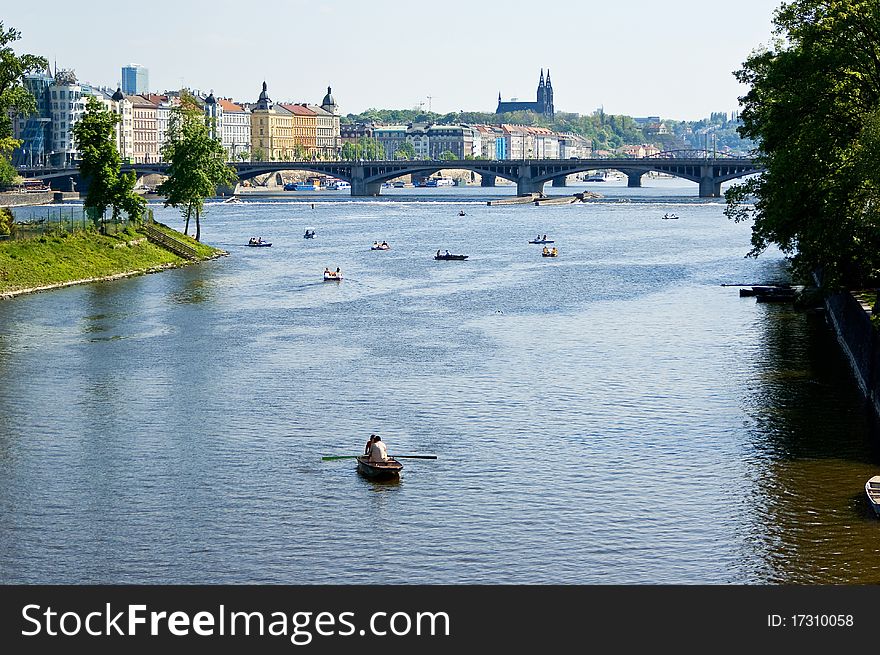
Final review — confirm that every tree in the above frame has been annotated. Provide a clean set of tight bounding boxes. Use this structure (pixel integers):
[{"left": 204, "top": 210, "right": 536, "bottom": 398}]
[
  {"left": 73, "top": 97, "right": 145, "bottom": 226},
  {"left": 358, "top": 137, "right": 385, "bottom": 160},
  {"left": 725, "top": 0, "right": 880, "bottom": 288},
  {"left": 439, "top": 150, "right": 456, "bottom": 161},
  {"left": 394, "top": 141, "right": 416, "bottom": 160},
  {"left": 158, "top": 93, "right": 238, "bottom": 241}
]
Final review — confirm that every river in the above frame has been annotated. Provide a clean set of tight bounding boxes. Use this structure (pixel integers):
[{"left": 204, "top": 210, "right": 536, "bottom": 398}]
[{"left": 1, "top": 179, "right": 878, "bottom": 584}]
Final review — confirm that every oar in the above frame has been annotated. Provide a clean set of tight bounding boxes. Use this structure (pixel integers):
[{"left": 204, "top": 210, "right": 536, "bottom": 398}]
[
  {"left": 391, "top": 455, "right": 437, "bottom": 459},
  {"left": 321, "top": 455, "right": 360, "bottom": 461}
]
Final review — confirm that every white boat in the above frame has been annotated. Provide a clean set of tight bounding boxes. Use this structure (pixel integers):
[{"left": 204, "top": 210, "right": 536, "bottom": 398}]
[
  {"left": 425, "top": 177, "right": 454, "bottom": 187},
  {"left": 223, "top": 196, "right": 243, "bottom": 204},
  {"left": 326, "top": 179, "right": 351, "bottom": 191},
  {"left": 866, "top": 476, "right": 880, "bottom": 516}
]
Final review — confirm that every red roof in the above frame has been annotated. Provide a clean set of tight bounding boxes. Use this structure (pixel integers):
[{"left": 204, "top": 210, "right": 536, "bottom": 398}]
[
  {"left": 218, "top": 98, "right": 245, "bottom": 112},
  {"left": 279, "top": 103, "right": 316, "bottom": 117}
]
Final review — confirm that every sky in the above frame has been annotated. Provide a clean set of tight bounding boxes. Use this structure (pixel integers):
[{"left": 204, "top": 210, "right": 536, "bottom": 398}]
[{"left": 5, "top": 0, "right": 784, "bottom": 121}]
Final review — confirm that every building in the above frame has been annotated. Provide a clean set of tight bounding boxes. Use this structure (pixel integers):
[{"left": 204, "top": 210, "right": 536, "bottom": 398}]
[
  {"left": 47, "top": 70, "right": 87, "bottom": 166},
  {"left": 305, "top": 87, "right": 340, "bottom": 159},
  {"left": 11, "top": 69, "right": 54, "bottom": 166},
  {"left": 426, "top": 124, "right": 476, "bottom": 159},
  {"left": 341, "top": 122, "right": 374, "bottom": 145},
  {"left": 143, "top": 93, "right": 177, "bottom": 159},
  {"left": 217, "top": 98, "right": 251, "bottom": 161},
  {"left": 496, "top": 69, "right": 554, "bottom": 118},
  {"left": 121, "top": 64, "right": 149, "bottom": 95},
  {"left": 374, "top": 125, "right": 407, "bottom": 159},
  {"left": 558, "top": 133, "right": 592, "bottom": 159},
  {"left": 250, "top": 81, "right": 296, "bottom": 160},
  {"left": 127, "top": 94, "right": 159, "bottom": 163},
  {"left": 97, "top": 87, "right": 135, "bottom": 163},
  {"left": 278, "top": 104, "right": 317, "bottom": 158}
]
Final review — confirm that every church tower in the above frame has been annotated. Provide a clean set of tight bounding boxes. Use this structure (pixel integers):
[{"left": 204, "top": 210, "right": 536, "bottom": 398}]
[
  {"left": 544, "top": 69, "right": 554, "bottom": 118},
  {"left": 536, "top": 69, "right": 545, "bottom": 107}
]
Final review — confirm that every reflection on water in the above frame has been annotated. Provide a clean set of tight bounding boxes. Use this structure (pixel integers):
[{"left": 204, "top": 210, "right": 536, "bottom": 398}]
[{"left": 0, "top": 181, "right": 878, "bottom": 584}]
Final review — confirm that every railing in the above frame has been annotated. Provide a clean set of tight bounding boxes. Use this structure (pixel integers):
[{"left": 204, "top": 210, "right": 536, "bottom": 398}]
[
  {"left": 142, "top": 219, "right": 198, "bottom": 260},
  {"left": 6, "top": 205, "right": 139, "bottom": 240}
]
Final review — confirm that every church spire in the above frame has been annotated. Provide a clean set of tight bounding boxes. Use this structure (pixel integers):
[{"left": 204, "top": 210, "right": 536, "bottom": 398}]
[{"left": 546, "top": 69, "right": 551, "bottom": 86}]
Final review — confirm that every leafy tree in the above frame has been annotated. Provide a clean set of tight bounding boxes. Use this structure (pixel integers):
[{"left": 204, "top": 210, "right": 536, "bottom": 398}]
[
  {"left": 73, "top": 97, "right": 145, "bottom": 226},
  {"left": 0, "top": 144, "right": 19, "bottom": 187},
  {"left": 0, "top": 206, "right": 13, "bottom": 235},
  {"left": 158, "top": 93, "right": 237, "bottom": 241},
  {"left": 358, "top": 137, "right": 384, "bottom": 160},
  {"left": 394, "top": 141, "right": 416, "bottom": 160},
  {"left": 340, "top": 142, "right": 360, "bottom": 161},
  {"left": 439, "top": 150, "right": 456, "bottom": 161},
  {"left": 293, "top": 143, "right": 309, "bottom": 160},
  {"left": 725, "top": 0, "right": 880, "bottom": 288}
]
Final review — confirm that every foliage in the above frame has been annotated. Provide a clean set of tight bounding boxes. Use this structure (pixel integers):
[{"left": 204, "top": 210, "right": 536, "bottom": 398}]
[
  {"left": 339, "top": 137, "right": 385, "bottom": 161},
  {"left": 158, "top": 92, "right": 238, "bottom": 241},
  {"left": 73, "top": 97, "right": 145, "bottom": 226},
  {"left": 0, "top": 22, "right": 49, "bottom": 141},
  {"left": 0, "top": 206, "right": 13, "bottom": 235},
  {"left": 394, "top": 141, "right": 416, "bottom": 160},
  {"left": 0, "top": 150, "right": 19, "bottom": 187},
  {"left": 439, "top": 150, "right": 456, "bottom": 161},
  {"left": 725, "top": 0, "right": 880, "bottom": 288}
]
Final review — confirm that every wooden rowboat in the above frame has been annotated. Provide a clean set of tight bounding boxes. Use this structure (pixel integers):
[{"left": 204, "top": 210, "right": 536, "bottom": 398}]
[
  {"left": 434, "top": 254, "right": 468, "bottom": 261},
  {"left": 866, "top": 475, "right": 880, "bottom": 517},
  {"left": 357, "top": 455, "right": 403, "bottom": 479}
]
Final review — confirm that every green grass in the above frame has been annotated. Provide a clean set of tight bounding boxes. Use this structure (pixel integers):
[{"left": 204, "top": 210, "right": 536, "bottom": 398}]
[{"left": 0, "top": 223, "right": 224, "bottom": 294}]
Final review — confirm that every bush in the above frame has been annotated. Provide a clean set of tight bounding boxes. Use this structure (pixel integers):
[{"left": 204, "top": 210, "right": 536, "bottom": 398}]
[{"left": 0, "top": 207, "right": 13, "bottom": 236}]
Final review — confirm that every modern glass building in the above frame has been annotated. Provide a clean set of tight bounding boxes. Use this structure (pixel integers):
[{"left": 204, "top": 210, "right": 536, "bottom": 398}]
[{"left": 121, "top": 64, "right": 149, "bottom": 95}]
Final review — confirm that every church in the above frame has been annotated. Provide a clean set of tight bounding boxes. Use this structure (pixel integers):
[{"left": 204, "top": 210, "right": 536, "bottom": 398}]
[{"left": 496, "top": 69, "right": 555, "bottom": 118}]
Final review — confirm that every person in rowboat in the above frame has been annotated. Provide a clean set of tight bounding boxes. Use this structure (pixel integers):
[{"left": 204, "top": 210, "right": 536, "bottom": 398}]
[
  {"left": 365, "top": 434, "right": 377, "bottom": 455},
  {"left": 369, "top": 435, "right": 388, "bottom": 462}
]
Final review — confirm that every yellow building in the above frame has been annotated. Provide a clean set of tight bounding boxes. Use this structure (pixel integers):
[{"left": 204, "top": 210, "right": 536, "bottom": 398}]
[
  {"left": 279, "top": 103, "right": 317, "bottom": 157},
  {"left": 249, "top": 81, "right": 296, "bottom": 160}
]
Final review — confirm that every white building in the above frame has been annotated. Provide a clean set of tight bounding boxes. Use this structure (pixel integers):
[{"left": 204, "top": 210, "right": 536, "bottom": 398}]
[{"left": 47, "top": 70, "right": 86, "bottom": 166}]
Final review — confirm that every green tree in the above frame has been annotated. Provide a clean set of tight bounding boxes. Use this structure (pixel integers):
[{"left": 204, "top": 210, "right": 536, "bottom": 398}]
[
  {"left": 158, "top": 93, "right": 238, "bottom": 241},
  {"left": 725, "top": 0, "right": 880, "bottom": 288},
  {"left": 394, "top": 141, "right": 416, "bottom": 160},
  {"left": 358, "top": 137, "right": 385, "bottom": 160},
  {"left": 73, "top": 97, "right": 145, "bottom": 226},
  {"left": 0, "top": 144, "right": 19, "bottom": 187}
]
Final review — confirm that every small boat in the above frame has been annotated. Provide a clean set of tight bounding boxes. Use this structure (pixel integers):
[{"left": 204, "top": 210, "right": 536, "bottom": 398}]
[
  {"left": 542, "top": 248, "right": 558, "bottom": 258},
  {"left": 529, "top": 239, "right": 554, "bottom": 244},
  {"left": 662, "top": 213, "right": 679, "bottom": 220},
  {"left": 357, "top": 455, "right": 403, "bottom": 480},
  {"left": 866, "top": 476, "right": 880, "bottom": 516},
  {"left": 304, "top": 230, "right": 316, "bottom": 239},
  {"left": 323, "top": 270, "right": 343, "bottom": 281},
  {"left": 247, "top": 238, "right": 271, "bottom": 247},
  {"left": 458, "top": 210, "right": 466, "bottom": 216},
  {"left": 223, "top": 196, "right": 243, "bottom": 204},
  {"left": 434, "top": 253, "right": 468, "bottom": 261},
  {"left": 371, "top": 242, "right": 391, "bottom": 251}
]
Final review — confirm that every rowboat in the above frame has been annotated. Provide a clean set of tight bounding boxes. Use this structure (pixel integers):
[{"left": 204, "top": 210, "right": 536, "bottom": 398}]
[
  {"left": 357, "top": 455, "right": 403, "bottom": 479},
  {"left": 866, "top": 475, "right": 880, "bottom": 516},
  {"left": 371, "top": 243, "right": 391, "bottom": 250},
  {"left": 529, "top": 239, "right": 554, "bottom": 244},
  {"left": 247, "top": 239, "right": 271, "bottom": 247},
  {"left": 304, "top": 230, "right": 316, "bottom": 239},
  {"left": 542, "top": 251, "right": 558, "bottom": 257},
  {"left": 324, "top": 272, "right": 343, "bottom": 281},
  {"left": 434, "top": 254, "right": 468, "bottom": 261}
]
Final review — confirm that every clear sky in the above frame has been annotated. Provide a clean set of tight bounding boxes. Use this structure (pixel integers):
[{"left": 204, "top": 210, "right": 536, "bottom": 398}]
[{"left": 5, "top": 0, "right": 783, "bottom": 120}]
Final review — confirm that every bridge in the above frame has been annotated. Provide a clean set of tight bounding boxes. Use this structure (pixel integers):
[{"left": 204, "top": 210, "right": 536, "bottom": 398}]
[{"left": 17, "top": 151, "right": 761, "bottom": 198}]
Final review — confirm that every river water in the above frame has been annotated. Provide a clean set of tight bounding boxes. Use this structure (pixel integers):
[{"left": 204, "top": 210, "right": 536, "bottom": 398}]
[{"left": 1, "top": 179, "right": 879, "bottom": 584}]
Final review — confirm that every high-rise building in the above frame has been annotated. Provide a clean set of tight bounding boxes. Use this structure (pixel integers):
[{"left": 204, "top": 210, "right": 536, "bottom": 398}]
[{"left": 121, "top": 64, "right": 149, "bottom": 95}]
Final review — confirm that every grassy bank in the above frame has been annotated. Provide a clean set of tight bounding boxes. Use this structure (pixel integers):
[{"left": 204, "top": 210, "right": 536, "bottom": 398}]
[{"left": 0, "top": 223, "right": 225, "bottom": 296}]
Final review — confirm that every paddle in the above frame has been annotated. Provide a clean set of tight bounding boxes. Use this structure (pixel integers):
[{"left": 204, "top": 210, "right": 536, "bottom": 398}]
[
  {"left": 321, "top": 455, "right": 360, "bottom": 461},
  {"left": 392, "top": 455, "right": 438, "bottom": 459}
]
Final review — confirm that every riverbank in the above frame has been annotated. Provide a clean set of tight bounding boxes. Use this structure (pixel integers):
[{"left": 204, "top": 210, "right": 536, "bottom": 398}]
[{"left": 0, "top": 222, "right": 225, "bottom": 299}]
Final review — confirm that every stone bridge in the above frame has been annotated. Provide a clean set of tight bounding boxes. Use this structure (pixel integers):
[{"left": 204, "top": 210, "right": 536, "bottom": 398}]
[{"left": 17, "top": 154, "right": 762, "bottom": 198}]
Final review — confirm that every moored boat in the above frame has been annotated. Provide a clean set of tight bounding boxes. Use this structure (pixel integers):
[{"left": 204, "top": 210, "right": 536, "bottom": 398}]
[
  {"left": 866, "top": 475, "right": 880, "bottom": 516},
  {"left": 357, "top": 455, "right": 403, "bottom": 479}
]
